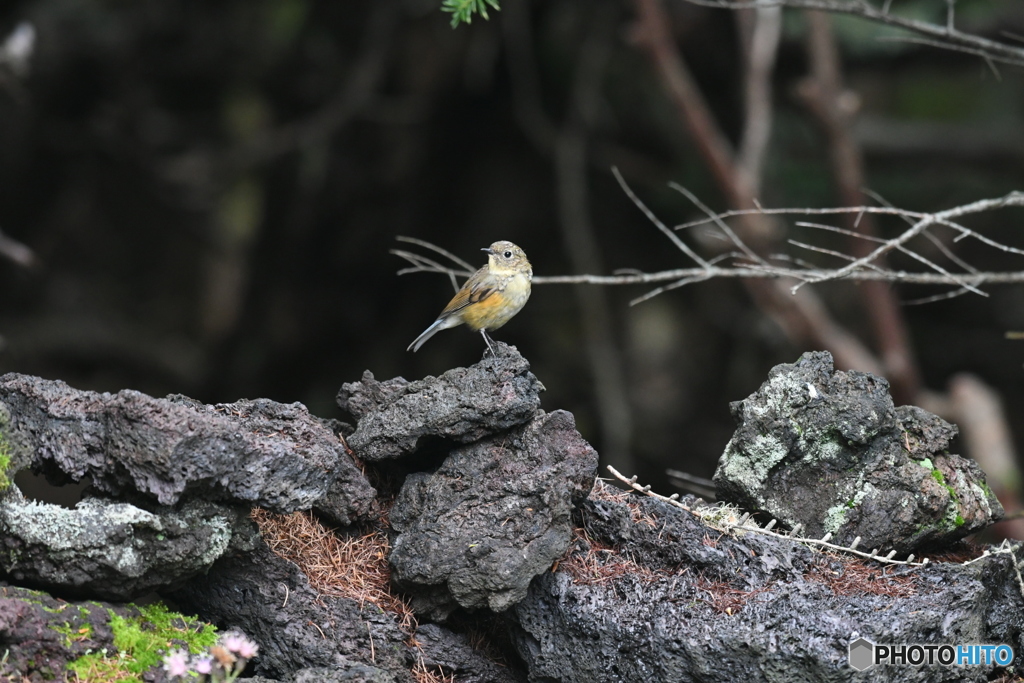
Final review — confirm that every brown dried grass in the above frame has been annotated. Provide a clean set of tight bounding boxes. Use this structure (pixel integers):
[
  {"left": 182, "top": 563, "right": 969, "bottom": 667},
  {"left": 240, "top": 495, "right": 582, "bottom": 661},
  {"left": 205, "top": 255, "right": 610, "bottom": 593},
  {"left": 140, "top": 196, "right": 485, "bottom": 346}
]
[
  {"left": 557, "top": 526, "right": 670, "bottom": 586},
  {"left": 806, "top": 556, "right": 918, "bottom": 599},
  {"left": 588, "top": 479, "right": 658, "bottom": 528},
  {"left": 251, "top": 509, "right": 415, "bottom": 632},
  {"left": 411, "top": 657, "right": 456, "bottom": 683}
]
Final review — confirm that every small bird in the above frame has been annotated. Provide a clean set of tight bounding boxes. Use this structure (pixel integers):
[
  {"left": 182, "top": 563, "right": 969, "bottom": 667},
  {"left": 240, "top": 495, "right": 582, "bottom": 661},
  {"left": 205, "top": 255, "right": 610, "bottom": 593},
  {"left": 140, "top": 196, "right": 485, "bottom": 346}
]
[{"left": 408, "top": 240, "right": 532, "bottom": 355}]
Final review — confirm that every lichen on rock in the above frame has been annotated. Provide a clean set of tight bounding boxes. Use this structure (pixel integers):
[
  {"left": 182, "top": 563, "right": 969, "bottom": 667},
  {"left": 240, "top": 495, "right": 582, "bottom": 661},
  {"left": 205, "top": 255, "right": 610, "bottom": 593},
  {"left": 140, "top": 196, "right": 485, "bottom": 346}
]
[{"left": 714, "top": 351, "right": 1003, "bottom": 553}]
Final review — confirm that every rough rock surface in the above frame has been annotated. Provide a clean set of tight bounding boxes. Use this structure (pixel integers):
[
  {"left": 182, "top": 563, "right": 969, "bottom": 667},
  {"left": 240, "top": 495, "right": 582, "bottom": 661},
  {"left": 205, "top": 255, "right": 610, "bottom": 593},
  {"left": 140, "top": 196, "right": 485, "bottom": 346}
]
[
  {"left": 0, "top": 374, "right": 371, "bottom": 515},
  {"left": 388, "top": 410, "right": 598, "bottom": 619},
  {"left": 414, "top": 623, "right": 523, "bottom": 683},
  {"left": 510, "top": 492, "right": 1024, "bottom": 683},
  {"left": 0, "top": 583, "right": 162, "bottom": 681},
  {"left": 575, "top": 493, "right": 811, "bottom": 586},
  {"left": 311, "top": 453, "right": 378, "bottom": 528},
  {"left": 171, "top": 542, "right": 416, "bottom": 682},
  {"left": 337, "top": 343, "right": 543, "bottom": 461},
  {"left": 713, "top": 351, "right": 1002, "bottom": 553},
  {"left": 0, "top": 488, "right": 258, "bottom": 600},
  {"left": 249, "top": 666, "right": 400, "bottom": 683}
]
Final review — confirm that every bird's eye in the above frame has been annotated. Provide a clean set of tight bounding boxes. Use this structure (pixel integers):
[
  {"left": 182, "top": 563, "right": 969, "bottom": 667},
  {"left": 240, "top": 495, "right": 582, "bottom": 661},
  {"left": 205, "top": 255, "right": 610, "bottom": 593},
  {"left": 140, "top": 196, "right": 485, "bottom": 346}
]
[{"left": 503, "top": 251, "right": 513, "bottom": 258}]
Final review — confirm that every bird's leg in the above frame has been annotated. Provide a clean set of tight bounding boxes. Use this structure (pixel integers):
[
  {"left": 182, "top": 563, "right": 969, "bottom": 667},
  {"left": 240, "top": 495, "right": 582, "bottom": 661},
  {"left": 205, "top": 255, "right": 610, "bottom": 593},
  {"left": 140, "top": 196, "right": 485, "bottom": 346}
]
[{"left": 481, "top": 329, "right": 497, "bottom": 356}]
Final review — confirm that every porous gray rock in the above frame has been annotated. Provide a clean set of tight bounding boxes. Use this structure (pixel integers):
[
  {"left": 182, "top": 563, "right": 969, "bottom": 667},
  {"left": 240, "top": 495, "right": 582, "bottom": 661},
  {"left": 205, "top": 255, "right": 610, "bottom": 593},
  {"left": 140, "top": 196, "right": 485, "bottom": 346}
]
[
  {"left": 171, "top": 543, "right": 416, "bottom": 682},
  {"left": 337, "top": 343, "right": 544, "bottom": 461},
  {"left": 0, "top": 583, "right": 176, "bottom": 681},
  {"left": 0, "top": 488, "right": 258, "bottom": 599},
  {"left": 510, "top": 493, "right": 1024, "bottom": 683},
  {"left": 575, "top": 492, "right": 810, "bottom": 585},
  {"left": 388, "top": 409, "right": 598, "bottom": 619},
  {"left": 413, "top": 623, "right": 524, "bottom": 683},
  {"left": 713, "top": 351, "right": 1002, "bottom": 553},
  {"left": 311, "top": 449, "right": 378, "bottom": 528},
  {"left": 0, "top": 373, "right": 371, "bottom": 515},
  {"left": 249, "top": 664, "right": 400, "bottom": 683}
]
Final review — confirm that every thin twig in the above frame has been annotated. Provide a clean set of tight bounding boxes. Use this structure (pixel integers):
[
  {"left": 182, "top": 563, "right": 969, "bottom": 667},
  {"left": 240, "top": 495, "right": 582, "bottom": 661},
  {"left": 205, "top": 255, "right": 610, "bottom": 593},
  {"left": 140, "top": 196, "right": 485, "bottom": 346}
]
[
  {"left": 394, "top": 187, "right": 1024, "bottom": 301},
  {"left": 677, "top": 0, "right": 1024, "bottom": 67},
  {"left": 612, "top": 167, "right": 711, "bottom": 268},
  {"left": 395, "top": 236, "right": 476, "bottom": 272},
  {"left": 607, "top": 465, "right": 932, "bottom": 567},
  {"left": 668, "top": 182, "right": 767, "bottom": 266},
  {"left": 795, "top": 192, "right": 1024, "bottom": 290}
]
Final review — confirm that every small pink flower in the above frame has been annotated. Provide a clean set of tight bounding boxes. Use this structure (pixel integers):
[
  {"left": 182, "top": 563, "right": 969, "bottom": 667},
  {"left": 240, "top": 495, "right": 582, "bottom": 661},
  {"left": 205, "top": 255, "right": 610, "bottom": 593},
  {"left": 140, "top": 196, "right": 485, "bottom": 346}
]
[
  {"left": 194, "top": 655, "right": 213, "bottom": 674},
  {"left": 162, "top": 649, "right": 189, "bottom": 678},
  {"left": 236, "top": 636, "right": 259, "bottom": 660},
  {"left": 221, "top": 631, "right": 244, "bottom": 652},
  {"left": 221, "top": 630, "right": 259, "bottom": 659}
]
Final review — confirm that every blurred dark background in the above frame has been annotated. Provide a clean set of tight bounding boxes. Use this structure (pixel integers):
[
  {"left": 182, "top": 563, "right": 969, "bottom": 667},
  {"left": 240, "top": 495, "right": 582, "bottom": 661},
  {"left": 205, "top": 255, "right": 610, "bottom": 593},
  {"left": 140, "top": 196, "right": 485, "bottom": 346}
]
[{"left": 1, "top": 0, "right": 1023, "bottom": 515}]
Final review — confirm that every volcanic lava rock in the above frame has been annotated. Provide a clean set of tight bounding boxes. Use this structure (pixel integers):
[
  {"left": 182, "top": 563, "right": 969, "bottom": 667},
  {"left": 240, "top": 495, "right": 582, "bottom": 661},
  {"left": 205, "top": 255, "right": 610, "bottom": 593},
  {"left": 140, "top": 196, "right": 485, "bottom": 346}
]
[
  {"left": 337, "top": 343, "right": 544, "bottom": 461},
  {"left": 0, "top": 488, "right": 257, "bottom": 600},
  {"left": 0, "top": 374, "right": 371, "bottom": 515},
  {"left": 388, "top": 410, "right": 598, "bottom": 619},
  {"left": 171, "top": 543, "right": 414, "bottom": 682},
  {"left": 713, "top": 351, "right": 1002, "bottom": 553},
  {"left": 509, "top": 491, "right": 1023, "bottom": 683},
  {"left": 413, "top": 624, "right": 523, "bottom": 683},
  {"left": 0, "top": 583, "right": 176, "bottom": 681}
]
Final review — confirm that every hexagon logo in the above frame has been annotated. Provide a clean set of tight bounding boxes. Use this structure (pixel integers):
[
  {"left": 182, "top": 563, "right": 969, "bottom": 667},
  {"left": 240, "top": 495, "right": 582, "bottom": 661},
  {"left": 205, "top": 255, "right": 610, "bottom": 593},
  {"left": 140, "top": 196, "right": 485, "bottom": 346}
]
[{"left": 849, "top": 638, "right": 875, "bottom": 671}]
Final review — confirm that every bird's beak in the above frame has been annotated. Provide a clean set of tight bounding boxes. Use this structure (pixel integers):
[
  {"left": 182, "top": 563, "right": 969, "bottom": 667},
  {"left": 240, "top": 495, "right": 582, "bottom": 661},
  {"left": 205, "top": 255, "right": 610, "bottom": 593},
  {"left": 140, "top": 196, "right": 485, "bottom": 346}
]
[{"left": 481, "top": 247, "right": 494, "bottom": 254}]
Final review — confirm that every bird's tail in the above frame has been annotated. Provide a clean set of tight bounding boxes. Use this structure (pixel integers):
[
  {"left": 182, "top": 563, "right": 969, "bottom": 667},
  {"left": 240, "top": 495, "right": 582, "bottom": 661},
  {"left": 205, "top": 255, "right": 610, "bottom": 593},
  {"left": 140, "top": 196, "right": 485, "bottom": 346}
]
[{"left": 408, "top": 318, "right": 447, "bottom": 352}]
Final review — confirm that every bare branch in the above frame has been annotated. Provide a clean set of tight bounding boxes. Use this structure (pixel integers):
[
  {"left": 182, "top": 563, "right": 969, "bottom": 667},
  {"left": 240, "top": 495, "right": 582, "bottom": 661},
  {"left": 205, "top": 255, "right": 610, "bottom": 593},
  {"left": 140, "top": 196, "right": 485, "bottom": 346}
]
[
  {"left": 397, "top": 192, "right": 1024, "bottom": 292},
  {"left": 736, "top": 6, "right": 783, "bottom": 196},
  {"left": 395, "top": 236, "right": 476, "bottom": 272},
  {"left": 795, "top": 191, "right": 1024, "bottom": 290},
  {"left": 900, "top": 288, "right": 971, "bottom": 305},
  {"left": 537, "top": 268, "right": 1024, "bottom": 287},
  {"left": 675, "top": 204, "right": 926, "bottom": 230},
  {"left": 668, "top": 182, "right": 768, "bottom": 266},
  {"left": 798, "top": 220, "right": 984, "bottom": 296},
  {"left": 389, "top": 247, "right": 471, "bottom": 293},
  {"left": 612, "top": 168, "right": 711, "bottom": 268},
  {"left": 678, "top": 0, "right": 1024, "bottom": 67}
]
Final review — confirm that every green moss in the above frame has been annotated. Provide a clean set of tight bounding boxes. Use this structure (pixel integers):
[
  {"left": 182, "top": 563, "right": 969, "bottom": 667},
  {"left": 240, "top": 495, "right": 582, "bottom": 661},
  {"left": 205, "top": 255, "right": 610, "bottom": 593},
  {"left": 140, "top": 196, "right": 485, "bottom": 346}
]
[
  {"left": 955, "top": 514, "right": 965, "bottom": 527},
  {"left": 930, "top": 468, "right": 960, "bottom": 503},
  {"left": 53, "top": 621, "right": 92, "bottom": 648},
  {"left": 66, "top": 602, "right": 218, "bottom": 683},
  {"left": 0, "top": 431, "right": 12, "bottom": 491}
]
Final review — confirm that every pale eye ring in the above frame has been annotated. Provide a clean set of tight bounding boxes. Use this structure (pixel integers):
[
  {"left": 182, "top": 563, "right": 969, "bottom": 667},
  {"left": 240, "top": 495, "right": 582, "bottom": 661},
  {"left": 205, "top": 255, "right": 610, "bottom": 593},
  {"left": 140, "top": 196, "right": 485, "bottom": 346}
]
[{"left": 503, "top": 250, "right": 513, "bottom": 258}]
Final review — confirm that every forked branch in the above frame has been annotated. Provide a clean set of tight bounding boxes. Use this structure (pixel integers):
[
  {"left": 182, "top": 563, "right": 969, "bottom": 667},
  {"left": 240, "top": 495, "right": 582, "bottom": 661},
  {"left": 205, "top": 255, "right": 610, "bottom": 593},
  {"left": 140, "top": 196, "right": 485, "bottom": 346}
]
[{"left": 394, "top": 183, "right": 1024, "bottom": 304}]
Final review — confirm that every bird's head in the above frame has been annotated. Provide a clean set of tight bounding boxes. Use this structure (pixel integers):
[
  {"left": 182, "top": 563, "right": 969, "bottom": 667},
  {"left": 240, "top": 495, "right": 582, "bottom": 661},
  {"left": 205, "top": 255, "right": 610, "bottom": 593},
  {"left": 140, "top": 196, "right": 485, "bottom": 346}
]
[{"left": 483, "top": 241, "right": 531, "bottom": 276}]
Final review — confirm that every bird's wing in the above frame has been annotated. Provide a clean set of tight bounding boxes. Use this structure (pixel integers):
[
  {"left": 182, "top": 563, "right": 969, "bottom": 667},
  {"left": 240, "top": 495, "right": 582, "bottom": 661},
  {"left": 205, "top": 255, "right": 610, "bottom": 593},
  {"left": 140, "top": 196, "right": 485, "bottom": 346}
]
[{"left": 439, "top": 268, "right": 497, "bottom": 317}]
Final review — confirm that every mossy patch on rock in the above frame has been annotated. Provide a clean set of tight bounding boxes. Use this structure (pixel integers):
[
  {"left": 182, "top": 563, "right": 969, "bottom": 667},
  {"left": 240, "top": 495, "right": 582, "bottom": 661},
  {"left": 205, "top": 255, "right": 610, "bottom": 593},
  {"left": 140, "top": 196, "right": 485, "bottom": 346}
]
[
  {"left": 67, "top": 602, "right": 218, "bottom": 683},
  {"left": 714, "top": 351, "right": 1003, "bottom": 554},
  {"left": 0, "top": 584, "right": 217, "bottom": 682}
]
